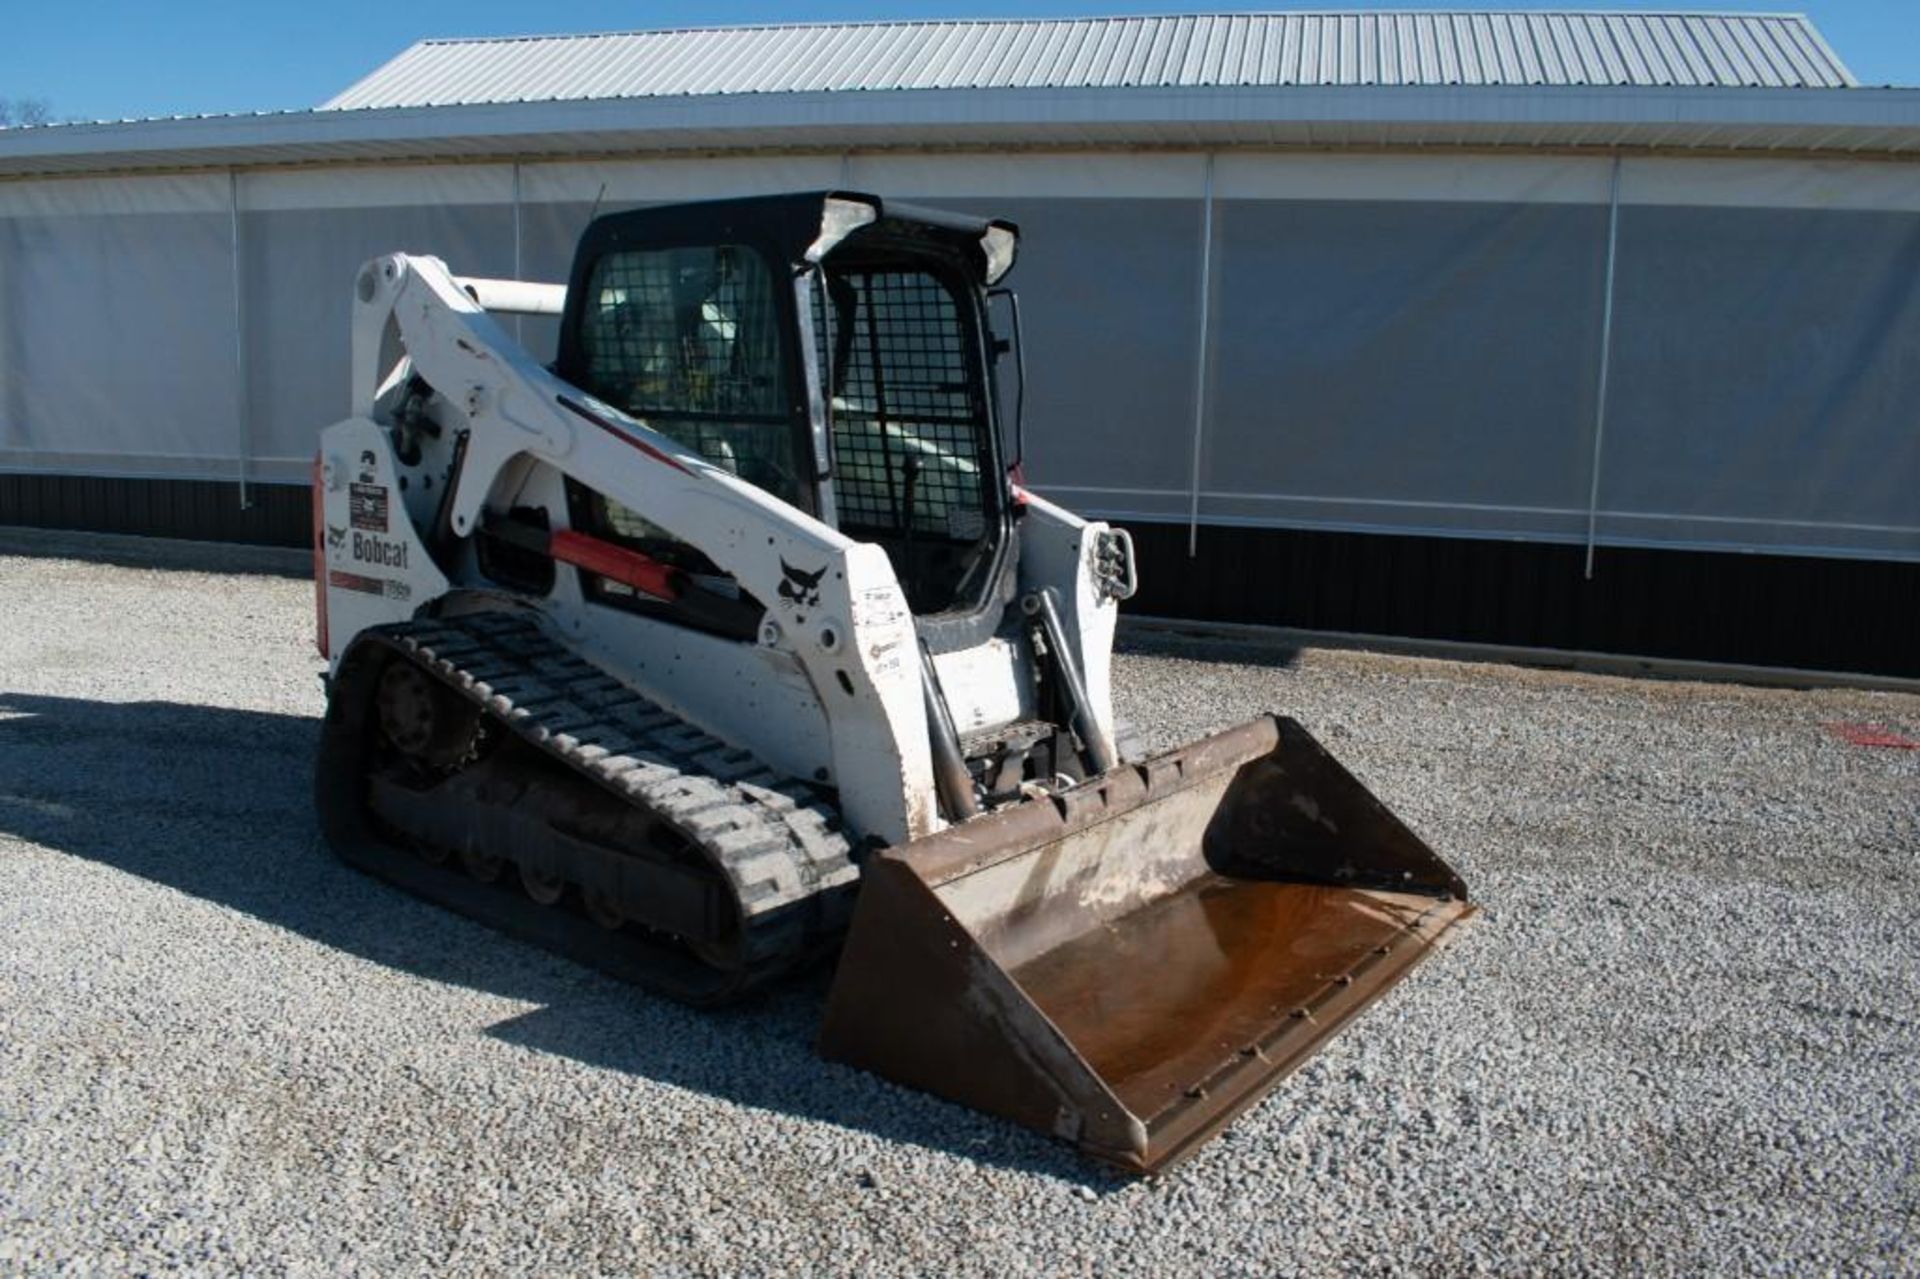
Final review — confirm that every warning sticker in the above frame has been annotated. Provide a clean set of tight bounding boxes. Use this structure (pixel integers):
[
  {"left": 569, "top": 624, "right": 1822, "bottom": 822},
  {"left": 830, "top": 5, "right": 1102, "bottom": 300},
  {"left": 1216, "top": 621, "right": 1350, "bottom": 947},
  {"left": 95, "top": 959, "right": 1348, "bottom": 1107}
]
[
  {"left": 350, "top": 482, "right": 390, "bottom": 532},
  {"left": 854, "top": 586, "right": 913, "bottom": 682},
  {"left": 854, "top": 585, "right": 909, "bottom": 631},
  {"left": 328, "top": 568, "right": 411, "bottom": 602},
  {"left": 866, "top": 636, "right": 906, "bottom": 681}
]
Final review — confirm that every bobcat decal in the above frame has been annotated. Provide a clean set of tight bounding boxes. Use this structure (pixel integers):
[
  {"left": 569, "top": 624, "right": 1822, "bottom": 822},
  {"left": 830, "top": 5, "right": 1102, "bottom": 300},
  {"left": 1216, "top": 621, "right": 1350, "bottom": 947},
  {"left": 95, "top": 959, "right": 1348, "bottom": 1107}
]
[{"left": 777, "top": 559, "right": 826, "bottom": 610}]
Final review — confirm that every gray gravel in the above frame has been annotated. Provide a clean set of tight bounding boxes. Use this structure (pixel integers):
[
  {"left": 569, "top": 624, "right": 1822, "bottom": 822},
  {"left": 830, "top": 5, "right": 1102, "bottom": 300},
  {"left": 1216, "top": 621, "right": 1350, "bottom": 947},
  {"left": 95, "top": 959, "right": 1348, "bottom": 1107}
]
[{"left": 1, "top": 527, "right": 1916, "bottom": 1275}]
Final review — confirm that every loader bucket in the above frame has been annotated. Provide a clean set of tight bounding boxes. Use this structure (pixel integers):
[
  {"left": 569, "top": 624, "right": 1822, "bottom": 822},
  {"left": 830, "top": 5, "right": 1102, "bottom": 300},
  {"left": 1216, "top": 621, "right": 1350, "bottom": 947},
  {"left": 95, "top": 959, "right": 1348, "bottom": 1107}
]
[{"left": 818, "top": 715, "right": 1473, "bottom": 1174}]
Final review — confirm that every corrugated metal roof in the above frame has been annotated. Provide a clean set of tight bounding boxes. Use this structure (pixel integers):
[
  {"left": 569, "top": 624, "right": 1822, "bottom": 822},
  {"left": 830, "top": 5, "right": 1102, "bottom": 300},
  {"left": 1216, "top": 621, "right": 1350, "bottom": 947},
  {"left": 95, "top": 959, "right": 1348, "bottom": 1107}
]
[{"left": 321, "top": 12, "right": 1855, "bottom": 110}]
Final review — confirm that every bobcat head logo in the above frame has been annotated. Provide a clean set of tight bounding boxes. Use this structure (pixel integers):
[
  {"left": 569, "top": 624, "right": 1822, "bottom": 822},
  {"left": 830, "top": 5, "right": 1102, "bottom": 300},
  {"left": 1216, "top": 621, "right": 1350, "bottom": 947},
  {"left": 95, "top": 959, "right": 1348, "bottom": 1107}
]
[
  {"left": 325, "top": 524, "right": 347, "bottom": 552},
  {"left": 777, "top": 559, "right": 826, "bottom": 610}
]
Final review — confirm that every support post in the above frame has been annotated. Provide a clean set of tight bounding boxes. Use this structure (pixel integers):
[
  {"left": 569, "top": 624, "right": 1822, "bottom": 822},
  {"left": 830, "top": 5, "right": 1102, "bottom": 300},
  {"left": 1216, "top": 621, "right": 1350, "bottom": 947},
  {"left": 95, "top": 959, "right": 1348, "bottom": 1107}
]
[
  {"left": 228, "top": 169, "right": 250, "bottom": 510},
  {"left": 1186, "top": 153, "right": 1216, "bottom": 558},
  {"left": 1584, "top": 156, "right": 1624, "bottom": 580},
  {"left": 511, "top": 162, "right": 524, "bottom": 345},
  {"left": 0, "top": 203, "right": 17, "bottom": 450}
]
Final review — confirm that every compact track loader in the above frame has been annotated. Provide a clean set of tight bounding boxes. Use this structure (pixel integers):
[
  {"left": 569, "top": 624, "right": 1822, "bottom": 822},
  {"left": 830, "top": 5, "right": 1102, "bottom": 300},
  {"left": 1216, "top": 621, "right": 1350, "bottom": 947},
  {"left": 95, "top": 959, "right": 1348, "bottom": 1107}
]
[{"left": 313, "top": 192, "right": 1473, "bottom": 1173}]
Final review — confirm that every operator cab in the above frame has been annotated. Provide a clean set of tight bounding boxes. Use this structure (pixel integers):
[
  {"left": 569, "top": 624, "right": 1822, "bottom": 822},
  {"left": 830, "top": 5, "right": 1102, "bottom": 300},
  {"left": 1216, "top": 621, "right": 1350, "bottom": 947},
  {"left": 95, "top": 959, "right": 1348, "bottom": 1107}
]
[{"left": 553, "top": 192, "right": 1021, "bottom": 634}]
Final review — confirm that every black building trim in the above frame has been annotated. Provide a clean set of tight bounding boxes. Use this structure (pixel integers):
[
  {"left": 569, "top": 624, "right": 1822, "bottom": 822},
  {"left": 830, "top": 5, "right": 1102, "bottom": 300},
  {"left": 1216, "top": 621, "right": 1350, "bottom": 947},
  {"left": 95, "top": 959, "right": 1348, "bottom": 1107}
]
[
  {"left": 1125, "top": 521, "right": 1918, "bottom": 680},
  {"left": 1, "top": 474, "right": 1912, "bottom": 678},
  {"left": 0, "top": 473, "right": 309, "bottom": 549}
]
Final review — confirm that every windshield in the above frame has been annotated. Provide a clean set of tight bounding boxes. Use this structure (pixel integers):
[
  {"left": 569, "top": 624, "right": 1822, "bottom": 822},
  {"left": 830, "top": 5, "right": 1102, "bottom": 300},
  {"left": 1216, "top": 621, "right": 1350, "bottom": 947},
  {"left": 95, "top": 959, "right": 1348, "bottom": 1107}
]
[{"left": 579, "top": 243, "right": 807, "bottom": 510}]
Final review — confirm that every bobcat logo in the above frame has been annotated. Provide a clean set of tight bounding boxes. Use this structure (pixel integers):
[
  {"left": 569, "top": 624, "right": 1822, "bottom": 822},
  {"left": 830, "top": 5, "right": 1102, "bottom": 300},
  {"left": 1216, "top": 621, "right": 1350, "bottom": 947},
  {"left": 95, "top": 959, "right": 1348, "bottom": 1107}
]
[
  {"left": 777, "top": 559, "right": 826, "bottom": 610},
  {"left": 325, "top": 524, "right": 347, "bottom": 552}
]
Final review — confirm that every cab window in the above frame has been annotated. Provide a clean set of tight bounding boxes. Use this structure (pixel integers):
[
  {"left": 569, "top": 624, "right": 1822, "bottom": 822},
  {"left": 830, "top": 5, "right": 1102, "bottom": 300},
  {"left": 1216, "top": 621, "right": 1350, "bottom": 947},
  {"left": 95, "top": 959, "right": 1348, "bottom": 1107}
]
[{"left": 578, "top": 243, "right": 807, "bottom": 510}]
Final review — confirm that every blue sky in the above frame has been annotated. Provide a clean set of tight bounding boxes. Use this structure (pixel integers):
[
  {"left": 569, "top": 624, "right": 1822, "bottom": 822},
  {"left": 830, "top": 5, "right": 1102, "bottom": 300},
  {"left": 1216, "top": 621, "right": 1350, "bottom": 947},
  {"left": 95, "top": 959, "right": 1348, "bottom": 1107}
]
[{"left": 2, "top": 1, "right": 1913, "bottom": 122}]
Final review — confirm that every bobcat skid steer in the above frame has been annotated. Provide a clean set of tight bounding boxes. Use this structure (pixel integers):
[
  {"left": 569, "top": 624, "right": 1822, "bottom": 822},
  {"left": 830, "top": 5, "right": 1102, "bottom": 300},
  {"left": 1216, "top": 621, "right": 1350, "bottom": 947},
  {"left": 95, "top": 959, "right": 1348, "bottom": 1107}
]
[{"left": 312, "top": 192, "right": 1474, "bottom": 1174}]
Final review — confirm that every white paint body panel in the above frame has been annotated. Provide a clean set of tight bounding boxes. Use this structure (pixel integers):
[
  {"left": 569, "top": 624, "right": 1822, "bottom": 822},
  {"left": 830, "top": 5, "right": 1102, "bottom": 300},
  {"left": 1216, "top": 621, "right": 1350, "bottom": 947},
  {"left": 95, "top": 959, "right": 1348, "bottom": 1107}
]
[
  {"left": 319, "top": 252, "right": 1123, "bottom": 848},
  {"left": 316, "top": 417, "right": 450, "bottom": 644},
  {"left": 931, "top": 637, "right": 1031, "bottom": 739},
  {"left": 323, "top": 253, "right": 938, "bottom": 845},
  {"left": 1018, "top": 489, "right": 1120, "bottom": 735}
]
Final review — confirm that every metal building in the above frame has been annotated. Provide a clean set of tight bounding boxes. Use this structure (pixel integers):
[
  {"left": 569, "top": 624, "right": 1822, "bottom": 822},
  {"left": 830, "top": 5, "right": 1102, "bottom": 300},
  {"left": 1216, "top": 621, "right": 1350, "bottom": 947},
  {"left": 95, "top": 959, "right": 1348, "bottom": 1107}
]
[{"left": 1, "top": 12, "right": 1916, "bottom": 675}]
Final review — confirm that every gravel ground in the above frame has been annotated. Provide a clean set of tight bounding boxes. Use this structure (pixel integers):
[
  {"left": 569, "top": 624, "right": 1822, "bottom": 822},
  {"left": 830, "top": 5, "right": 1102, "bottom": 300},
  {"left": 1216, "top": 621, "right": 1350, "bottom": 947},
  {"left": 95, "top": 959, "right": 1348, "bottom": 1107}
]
[{"left": 0, "top": 528, "right": 1915, "bottom": 1276}]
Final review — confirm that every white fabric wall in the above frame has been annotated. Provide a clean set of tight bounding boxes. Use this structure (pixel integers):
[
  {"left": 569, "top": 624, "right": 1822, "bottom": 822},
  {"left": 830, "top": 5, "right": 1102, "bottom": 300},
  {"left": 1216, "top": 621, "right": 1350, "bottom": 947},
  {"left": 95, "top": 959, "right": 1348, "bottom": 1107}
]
[
  {"left": 0, "top": 175, "right": 238, "bottom": 477},
  {"left": 0, "top": 150, "right": 1914, "bottom": 561}
]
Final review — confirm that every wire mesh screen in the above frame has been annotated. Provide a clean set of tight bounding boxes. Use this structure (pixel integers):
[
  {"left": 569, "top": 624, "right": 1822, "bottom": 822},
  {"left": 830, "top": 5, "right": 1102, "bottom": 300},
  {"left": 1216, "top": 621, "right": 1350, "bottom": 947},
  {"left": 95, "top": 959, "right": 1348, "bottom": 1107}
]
[
  {"left": 583, "top": 245, "right": 783, "bottom": 417},
  {"left": 817, "top": 270, "right": 990, "bottom": 542},
  {"left": 578, "top": 244, "right": 805, "bottom": 507}
]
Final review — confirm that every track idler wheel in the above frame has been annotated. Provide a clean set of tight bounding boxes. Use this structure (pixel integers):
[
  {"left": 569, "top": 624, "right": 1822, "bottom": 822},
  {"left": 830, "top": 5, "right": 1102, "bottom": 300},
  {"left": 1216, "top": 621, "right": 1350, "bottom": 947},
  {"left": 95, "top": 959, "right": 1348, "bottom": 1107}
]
[
  {"left": 376, "top": 661, "right": 480, "bottom": 770},
  {"left": 520, "top": 862, "right": 566, "bottom": 906},
  {"left": 460, "top": 846, "right": 505, "bottom": 883},
  {"left": 583, "top": 888, "right": 625, "bottom": 931}
]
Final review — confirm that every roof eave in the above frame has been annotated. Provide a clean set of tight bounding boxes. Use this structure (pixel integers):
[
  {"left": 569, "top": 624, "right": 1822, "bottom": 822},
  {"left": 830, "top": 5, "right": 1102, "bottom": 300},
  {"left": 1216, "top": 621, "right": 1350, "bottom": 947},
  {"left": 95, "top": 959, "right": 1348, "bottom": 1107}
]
[{"left": 3, "top": 84, "right": 1918, "bottom": 179}]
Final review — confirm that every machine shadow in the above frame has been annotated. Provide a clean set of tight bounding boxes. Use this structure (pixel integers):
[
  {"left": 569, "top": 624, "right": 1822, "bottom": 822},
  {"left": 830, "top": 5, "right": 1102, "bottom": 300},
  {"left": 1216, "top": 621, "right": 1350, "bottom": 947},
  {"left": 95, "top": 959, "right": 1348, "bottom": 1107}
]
[
  {"left": 0, "top": 691, "right": 1106, "bottom": 1186},
  {"left": 481, "top": 976, "right": 1112, "bottom": 1187}
]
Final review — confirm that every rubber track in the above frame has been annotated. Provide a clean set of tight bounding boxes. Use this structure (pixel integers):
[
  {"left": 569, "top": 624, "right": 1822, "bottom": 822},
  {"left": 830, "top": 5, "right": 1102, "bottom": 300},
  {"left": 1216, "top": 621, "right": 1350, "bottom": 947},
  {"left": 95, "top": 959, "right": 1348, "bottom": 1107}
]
[{"left": 369, "top": 609, "right": 858, "bottom": 979}]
